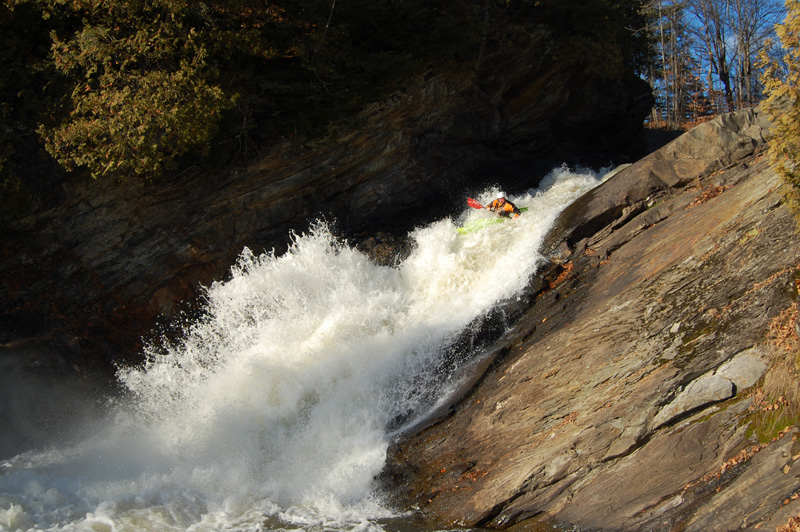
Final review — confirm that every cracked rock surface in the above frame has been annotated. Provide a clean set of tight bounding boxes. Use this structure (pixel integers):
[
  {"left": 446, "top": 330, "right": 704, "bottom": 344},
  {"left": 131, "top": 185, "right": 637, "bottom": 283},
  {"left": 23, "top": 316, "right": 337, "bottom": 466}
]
[{"left": 383, "top": 107, "right": 800, "bottom": 531}]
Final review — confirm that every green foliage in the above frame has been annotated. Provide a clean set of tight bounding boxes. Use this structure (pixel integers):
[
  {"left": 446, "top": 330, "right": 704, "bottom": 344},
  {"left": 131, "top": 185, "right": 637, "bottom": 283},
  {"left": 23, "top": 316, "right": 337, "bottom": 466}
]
[
  {"left": 0, "top": 165, "right": 31, "bottom": 225},
  {"left": 0, "top": 0, "right": 650, "bottom": 193},
  {"left": 745, "top": 404, "right": 800, "bottom": 443},
  {"left": 0, "top": 1, "right": 70, "bottom": 221},
  {"left": 26, "top": 0, "right": 487, "bottom": 180},
  {"left": 37, "top": 0, "right": 236, "bottom": 179},
  {"left": 761, "top": 0, "right": 800, "bottom": 218}
]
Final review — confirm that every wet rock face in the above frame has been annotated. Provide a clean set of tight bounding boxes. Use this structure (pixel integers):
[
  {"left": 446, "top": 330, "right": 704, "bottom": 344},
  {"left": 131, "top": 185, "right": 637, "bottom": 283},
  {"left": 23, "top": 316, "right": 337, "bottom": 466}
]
[
  {"left": 0, "top": 36, "right": 651, "bottom": 375},
  {"left": 383, "top": 107, "right": 800, "bottom": 531}
]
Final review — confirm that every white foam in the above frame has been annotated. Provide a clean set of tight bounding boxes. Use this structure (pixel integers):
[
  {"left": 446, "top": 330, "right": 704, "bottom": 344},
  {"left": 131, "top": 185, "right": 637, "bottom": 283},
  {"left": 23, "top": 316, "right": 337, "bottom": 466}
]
[{"left": 0, "top": 165, "right": 607, "bottom": 531}]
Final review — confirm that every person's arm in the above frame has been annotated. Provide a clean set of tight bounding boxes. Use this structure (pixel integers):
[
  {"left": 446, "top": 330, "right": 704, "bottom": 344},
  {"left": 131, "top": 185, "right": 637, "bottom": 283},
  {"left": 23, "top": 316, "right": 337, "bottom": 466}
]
[{"left": 501, "top": 202, "right": 516, "bottom": 214}]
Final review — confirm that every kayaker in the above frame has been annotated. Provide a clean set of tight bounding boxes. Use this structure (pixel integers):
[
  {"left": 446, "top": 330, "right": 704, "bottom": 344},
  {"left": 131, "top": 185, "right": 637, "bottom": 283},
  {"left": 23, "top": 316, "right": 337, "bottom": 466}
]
[{"left": 486, "top": 193, "right": 521, "bottom": 218}]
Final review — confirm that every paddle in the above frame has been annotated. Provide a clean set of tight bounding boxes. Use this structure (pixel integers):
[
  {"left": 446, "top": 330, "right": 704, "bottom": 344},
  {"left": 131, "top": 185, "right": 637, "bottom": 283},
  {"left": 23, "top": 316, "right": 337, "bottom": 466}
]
[{"left": 467, "top": 198, "right": 484, "bottom": 209}]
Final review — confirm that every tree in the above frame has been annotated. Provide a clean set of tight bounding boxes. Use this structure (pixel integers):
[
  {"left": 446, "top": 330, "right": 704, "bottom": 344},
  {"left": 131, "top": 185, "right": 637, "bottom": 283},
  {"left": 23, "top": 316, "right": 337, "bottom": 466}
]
[
  {"left": 686, "top": 0, "right": 735, "bottom": 112},
  {"left": 644, "top": 0, "right": 699, "bottom": 127},
  {"left": 0, "top": 0, "right": 69, "bottom": 221},
  {"left": 37, "top": 0, "right": 238, "bottom": 180},
  {"left": 26, "top": 0, "right": 486, "bottom": 181},
  {"left": 729, "top": 0, "right": 786, "bottom": 107},
  {"left": 644, "top": 0, "right": 784, "bottom": 128},
  {"left": 761, "top": 0, "right": 800, "bottom": 216},
  {"left": 0, "top": 0, "right": 653, "bottom": 190}
]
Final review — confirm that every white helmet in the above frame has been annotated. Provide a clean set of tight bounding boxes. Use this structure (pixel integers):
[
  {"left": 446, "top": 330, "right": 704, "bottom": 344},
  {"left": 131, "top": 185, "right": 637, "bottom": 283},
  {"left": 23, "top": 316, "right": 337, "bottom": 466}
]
[{"left": 495, "top": 191, "right": 505, "bottom": 200}]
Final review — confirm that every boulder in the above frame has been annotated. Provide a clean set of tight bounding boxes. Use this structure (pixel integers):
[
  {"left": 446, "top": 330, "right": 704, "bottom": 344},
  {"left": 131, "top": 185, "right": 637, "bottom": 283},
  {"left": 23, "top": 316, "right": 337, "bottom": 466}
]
[
  {"left": 714, "top": 348, "right": 769, "bottom": 391},
  {"left": 652, "top": 375, "right": 735, "bottom": 429},
  {"left": 652, "top": 348, "right": 770, "bottom": 429}
]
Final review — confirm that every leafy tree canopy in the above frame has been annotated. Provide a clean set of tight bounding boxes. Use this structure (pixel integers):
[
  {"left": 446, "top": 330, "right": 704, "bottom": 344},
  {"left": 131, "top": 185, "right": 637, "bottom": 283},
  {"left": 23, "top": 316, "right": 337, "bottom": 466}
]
[
  {"left": 0, "top": 0, "right": 651, "bottom": 206},
  {"left": 41, "top": 0, "right": 235, "bottom": 178}
]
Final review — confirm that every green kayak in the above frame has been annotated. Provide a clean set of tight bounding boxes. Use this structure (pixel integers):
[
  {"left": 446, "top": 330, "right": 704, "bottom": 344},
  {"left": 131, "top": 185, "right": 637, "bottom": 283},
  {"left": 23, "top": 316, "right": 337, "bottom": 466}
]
[{"left": 457, "top": 207, "right": 528, "bottom": 235}]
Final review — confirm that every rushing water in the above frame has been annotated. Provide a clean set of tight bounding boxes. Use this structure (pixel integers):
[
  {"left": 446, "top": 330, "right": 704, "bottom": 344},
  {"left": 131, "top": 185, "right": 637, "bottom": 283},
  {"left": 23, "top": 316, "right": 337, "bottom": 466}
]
[{"left": 0, "top": 166, "right": 609, "bottom": 532}]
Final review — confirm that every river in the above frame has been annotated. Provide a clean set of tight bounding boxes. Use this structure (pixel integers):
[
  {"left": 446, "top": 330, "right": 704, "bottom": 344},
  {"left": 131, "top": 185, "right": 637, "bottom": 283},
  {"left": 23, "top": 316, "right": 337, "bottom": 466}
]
[{"left": 0, "top": 165, "right": 608, "bottom": 532}]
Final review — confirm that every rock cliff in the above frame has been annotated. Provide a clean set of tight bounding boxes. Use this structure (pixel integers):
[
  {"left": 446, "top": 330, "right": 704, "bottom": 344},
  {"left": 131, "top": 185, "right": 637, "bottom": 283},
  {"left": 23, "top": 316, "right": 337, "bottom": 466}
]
[
  {"left": 1, "top": 21, "right": 797, "bottom": 530},
  {"left": 0, "top": 35, "right": 651, "bottom": 375},
  {"left": 383, "top": 108, "right": 800, "bottom": 531}
]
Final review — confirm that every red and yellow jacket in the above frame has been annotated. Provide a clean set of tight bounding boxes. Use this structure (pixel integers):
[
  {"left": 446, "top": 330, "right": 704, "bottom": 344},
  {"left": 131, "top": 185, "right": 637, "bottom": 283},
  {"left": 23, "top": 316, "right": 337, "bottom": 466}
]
[{"left": 487, "top": 198, "right": 521, "bottom": 218}]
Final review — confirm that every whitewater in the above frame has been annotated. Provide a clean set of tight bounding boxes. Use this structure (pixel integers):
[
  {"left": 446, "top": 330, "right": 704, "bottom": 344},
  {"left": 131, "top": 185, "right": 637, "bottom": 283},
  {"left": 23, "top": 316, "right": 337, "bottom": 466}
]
[{"left": 0, "top": 166, "right": 610, "bottom": 532}]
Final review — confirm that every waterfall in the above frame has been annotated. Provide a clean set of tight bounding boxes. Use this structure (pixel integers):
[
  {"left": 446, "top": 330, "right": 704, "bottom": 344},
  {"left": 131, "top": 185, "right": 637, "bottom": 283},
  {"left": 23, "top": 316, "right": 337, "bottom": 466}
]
[{"left": 0, "top": 165, "right": 608, "bottom": 532}]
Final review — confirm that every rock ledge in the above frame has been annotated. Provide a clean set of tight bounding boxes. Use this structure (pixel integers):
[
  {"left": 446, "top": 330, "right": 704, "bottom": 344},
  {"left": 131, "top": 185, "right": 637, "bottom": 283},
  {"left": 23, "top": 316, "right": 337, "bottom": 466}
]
[{"left": 384, "top": 108, "right": 800, "bottom": 532}]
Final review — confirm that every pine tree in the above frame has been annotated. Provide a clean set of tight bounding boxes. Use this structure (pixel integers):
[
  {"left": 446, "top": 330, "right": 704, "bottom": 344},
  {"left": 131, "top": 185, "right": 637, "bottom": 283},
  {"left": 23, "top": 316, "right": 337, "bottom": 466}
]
[
  {"left": 38, "top": 0, "right": 237, "bottom": 180},
  {"left": 760, "top": 0, "right": 800, "bottom": 215}
]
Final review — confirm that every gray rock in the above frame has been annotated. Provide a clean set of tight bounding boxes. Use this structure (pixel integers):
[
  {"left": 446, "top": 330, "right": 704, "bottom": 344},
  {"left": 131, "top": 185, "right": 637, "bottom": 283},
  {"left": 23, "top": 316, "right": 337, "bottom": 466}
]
[
  {"left": 653, "top": 375, "right": 735, "bottom": 428},
  {"left": 683, "top": 430, "right": 799, "bottom": 532},
  {"left": 385, "top": 107, "right": 799, "bottom": 532},
  {"left": 714, "top": 348, "right": 768, "bottom": 391}
]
